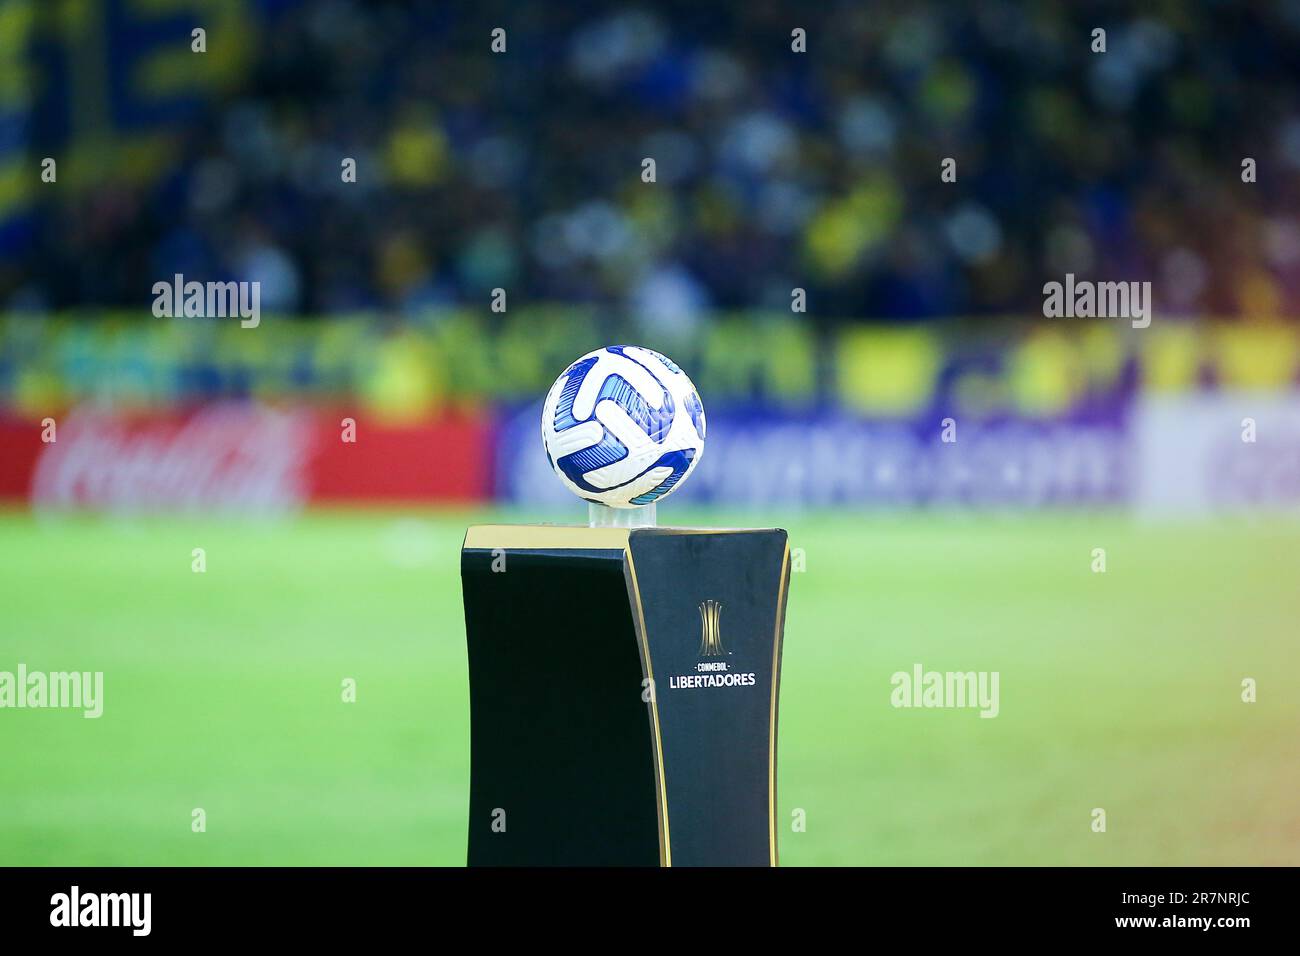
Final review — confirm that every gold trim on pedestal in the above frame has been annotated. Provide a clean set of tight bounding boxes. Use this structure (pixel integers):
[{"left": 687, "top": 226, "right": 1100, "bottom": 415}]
[
  {"left": 769, "top": 542, "right": 791, "bottom": 867},
  {"left": 463, "top": 525, "right": 631, "bottom": 550}
]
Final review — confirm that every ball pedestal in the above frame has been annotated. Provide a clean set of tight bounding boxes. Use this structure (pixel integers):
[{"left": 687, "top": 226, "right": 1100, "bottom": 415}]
[
  {"left": 461, "top": 524, "right": 791, "bottom": 866},
  {"left": 588, "top": 501, "right": 657, "bottom": 528}
]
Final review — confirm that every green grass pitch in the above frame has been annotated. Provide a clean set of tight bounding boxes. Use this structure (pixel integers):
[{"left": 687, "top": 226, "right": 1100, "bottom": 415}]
[{"left": 1, "top": 508, "right": 1296, "bottom": 865}]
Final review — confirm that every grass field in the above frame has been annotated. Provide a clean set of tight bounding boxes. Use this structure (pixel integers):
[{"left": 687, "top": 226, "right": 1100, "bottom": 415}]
[{"left": 1, "top": 508, "right": 1297, "bottom": 866}]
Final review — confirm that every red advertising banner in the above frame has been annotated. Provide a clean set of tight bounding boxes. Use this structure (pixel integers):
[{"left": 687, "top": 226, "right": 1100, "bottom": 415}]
[{"left": 0, "top": 405, "right": 493, "bottom": 510}]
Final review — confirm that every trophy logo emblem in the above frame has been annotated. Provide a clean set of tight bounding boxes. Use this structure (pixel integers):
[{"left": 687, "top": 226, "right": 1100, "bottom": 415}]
[{"left": 697, "top": 599, "right": 726, "bottom": 657}]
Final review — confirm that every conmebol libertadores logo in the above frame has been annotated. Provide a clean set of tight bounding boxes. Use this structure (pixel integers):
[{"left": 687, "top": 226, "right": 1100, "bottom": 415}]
[{"left": 668, "top": 599, "right": 756, "bottom": 690}]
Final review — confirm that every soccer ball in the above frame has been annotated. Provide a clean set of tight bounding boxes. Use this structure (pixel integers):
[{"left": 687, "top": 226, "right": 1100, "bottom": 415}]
[{"left": 541, "top": 346, "right": 706, "bottom": 508}]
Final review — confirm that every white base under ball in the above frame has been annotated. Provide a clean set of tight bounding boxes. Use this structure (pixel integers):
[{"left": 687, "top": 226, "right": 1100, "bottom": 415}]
[{"left": 588, "top": 502, "right": 657, "bottom": 529}]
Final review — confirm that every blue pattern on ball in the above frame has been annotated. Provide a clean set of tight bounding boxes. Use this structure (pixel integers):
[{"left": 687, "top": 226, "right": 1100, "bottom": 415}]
[
  {"left": 684, "top": 390, "right": 705, "bottom": 440},
  {"left": 629, "top": 449, "right": 696, "bottom": 504}
]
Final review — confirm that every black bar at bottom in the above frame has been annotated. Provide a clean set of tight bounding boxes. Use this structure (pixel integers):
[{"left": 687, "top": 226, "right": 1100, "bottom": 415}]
[{"left": 0, "top": 867, "right": 1282, "bottom": 942}]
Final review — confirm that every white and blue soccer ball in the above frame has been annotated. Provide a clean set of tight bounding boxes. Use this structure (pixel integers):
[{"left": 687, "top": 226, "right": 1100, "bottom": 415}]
[{"left": 541, "top": 346, "right": 706, "bottom": 508}]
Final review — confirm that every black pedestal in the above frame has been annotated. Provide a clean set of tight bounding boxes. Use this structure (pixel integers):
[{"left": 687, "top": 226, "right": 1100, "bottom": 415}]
[{"left": 461, "top": 525, "right": 790, "bottom": 866}]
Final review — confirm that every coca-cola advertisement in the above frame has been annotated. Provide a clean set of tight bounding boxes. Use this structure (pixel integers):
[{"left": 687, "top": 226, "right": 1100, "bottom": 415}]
[{"left": 0, "top": 405, "right": 494, "bottom": 512}]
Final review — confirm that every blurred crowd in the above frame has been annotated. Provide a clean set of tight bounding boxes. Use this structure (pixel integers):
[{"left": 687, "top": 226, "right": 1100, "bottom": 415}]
[{"left": 12, "top": 0, "right": 1300, "bottom": 324}]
